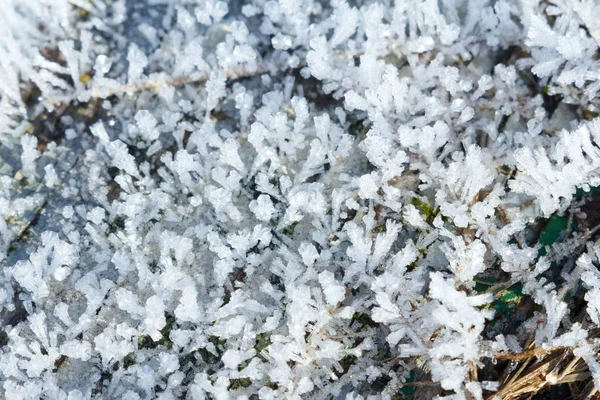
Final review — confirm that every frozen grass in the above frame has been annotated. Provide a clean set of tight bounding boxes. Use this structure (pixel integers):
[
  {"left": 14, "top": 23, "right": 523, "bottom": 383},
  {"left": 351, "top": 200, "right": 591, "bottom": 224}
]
[{"left": 1, "top": 1, "right": 600, "bottom": 399}]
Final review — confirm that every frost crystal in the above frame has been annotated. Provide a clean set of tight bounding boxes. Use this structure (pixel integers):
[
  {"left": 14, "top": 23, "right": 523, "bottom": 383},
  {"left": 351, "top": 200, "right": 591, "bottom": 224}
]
[{"left": 3, "top": 1, "right": 600, "bottom": 399}]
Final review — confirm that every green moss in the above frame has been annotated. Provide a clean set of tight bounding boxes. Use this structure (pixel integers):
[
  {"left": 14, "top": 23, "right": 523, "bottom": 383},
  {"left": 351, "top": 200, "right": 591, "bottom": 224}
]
[
  {"left": 377, "top": 345, "right": 391, "bottom": 361},
  {"left": 209, "top": 335, "right": 227, "bottom": 347},
  {"left": 158, "top": 313, "right": 175, "bottom": 349},
  {"left": 410, "top": 197, "right": 439, "bottom": 224},
  {"left": 198, "top": 348, "right": 220, "bottom": 365},
  {"left": 109, "top": 216, "right": 125, "bottom": 233},
  {"left": 228, "top": 377, "right": 252, "bottom": 390},
  {"left": 19, "top": 177, "right": 30, "bottom": 187},
  {"left": 372, "top": 224, "right": 386, "bottom": 233},
  {"left": 210, "top": 109, "right": 229, "bottom": 122},
  {"left": 346, "top": 114, "right": 368, "bottom": 137},
  {"left": 179, "top": 352, "right": 197, "bottom": 368},
  {"left": 338, "top": 354, "right": 357, "bottom": 374},
  {"left": 254, "top": 332, "right": 271, "bottom": 353},
  {"left": 282, "top": 221, "right": 299, "bottom": 237},
  {"left": 79, "top": 73, "right": 91, "bottom": 84},
  {"left": 138, "top": 334, "right": 156, "bottom": 349},
  {"left": 91, "top": 370, "right": 112, "bottom": 397},
  {"left": 74, "top": 5, "right": 92, "bottom": 20},
  {"left": 352, "top": 312, "right": 377, "bottom": 329},
  {"left": 137, "top": 313, "right": 175, "bottom": 349},
  {"left": 122, "top": 353, "right": 136, "bottom": 369}
]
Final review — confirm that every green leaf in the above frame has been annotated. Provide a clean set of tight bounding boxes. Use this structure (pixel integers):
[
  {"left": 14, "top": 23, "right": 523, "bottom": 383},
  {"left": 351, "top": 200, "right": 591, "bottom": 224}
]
[
  {"left": 539, "top": 214, "right": 569, "bottom": 246},
  {"left": 401, "top": 370, "right": 416, "bottom": 397},
  {"left": 494, "top": 283, "right": 523, "bottom": 316},
  {"left": 474, "top": 276, "right": 497, "bottom": 293},
  {"left": 574, "top": 185, "right": 598, "bottom": 199},
  {"left": 499, "top": 283, "right": 523, "bottom": 302}
]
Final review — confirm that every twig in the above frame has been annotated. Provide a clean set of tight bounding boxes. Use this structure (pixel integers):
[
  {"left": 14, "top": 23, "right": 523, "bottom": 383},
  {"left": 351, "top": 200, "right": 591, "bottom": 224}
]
[
  {"left": 402, "top": 380, "right": 441, "bottom": 387},
  {"left": 47, "top": 63, "right": 270, "bottom": 106},
  {"left": 16, "top": 198, "right": 48, "bottom": 240},
  {"left": 494, "top": 346, "right": 567, "bottom": 361},
  {"left": 45, "top": 47, "right": 378, "bottom": 107}
]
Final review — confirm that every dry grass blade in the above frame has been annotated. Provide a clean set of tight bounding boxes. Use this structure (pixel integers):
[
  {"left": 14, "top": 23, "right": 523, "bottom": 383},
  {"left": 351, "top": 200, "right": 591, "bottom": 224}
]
[
  {"left": 488, "top": 346, "right": 598, "bottom": 400},
  {"left": 493, "top": 354, "right": 561, "bottom": 400},
  {"left": 495, "top": 346, "right": 567, "bottom": 362},
  {"left": 47, "top": 64, "right": 267, "bottom": 106}
]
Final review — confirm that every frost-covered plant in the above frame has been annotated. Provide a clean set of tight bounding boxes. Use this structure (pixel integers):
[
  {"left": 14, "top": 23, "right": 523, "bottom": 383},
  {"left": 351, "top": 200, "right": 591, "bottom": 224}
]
[{"left": 2, "top": 0, "right": 600, "bottom": 399}]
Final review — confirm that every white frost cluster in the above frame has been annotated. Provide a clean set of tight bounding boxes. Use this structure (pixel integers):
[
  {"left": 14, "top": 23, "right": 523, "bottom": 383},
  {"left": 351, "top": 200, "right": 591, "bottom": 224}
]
[{"left": 1, "top": 0, "right": 600, "bottom": 399}]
